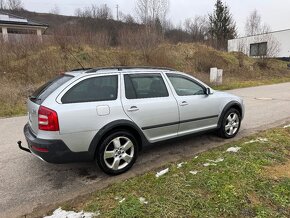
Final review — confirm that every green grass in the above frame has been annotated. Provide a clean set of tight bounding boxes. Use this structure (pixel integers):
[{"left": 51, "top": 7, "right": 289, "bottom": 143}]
[
  {"left": 213, "top": 77, "right": 290, "bottom": 90},
  {"left": 67, "top": 127, "right": 290, "bottom": 218}
]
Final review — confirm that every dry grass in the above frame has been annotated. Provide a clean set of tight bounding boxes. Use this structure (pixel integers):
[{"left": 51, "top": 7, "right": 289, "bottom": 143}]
[
  {"left": 264, "top": 160, "right": 290, "bottom": 179},
  {"left": 0, "top": 41, "right": 289, "bottom": 117}
]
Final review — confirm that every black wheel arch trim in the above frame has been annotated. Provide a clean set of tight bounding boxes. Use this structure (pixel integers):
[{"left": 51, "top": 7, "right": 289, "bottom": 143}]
[
  {"left": 88, "top": 119, "right": 149, "bottom": 158},
  {"left": 217, "top": 101, "right": 243, "bottom": 128}
]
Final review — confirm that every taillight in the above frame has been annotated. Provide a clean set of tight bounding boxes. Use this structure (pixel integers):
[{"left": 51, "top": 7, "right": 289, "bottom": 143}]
[{"left": 38, "top": 106, "right": 59, "bottom": 131}]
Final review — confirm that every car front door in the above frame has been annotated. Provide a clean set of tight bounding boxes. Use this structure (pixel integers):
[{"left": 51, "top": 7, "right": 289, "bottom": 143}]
[
  {"left": 121, "top": 72, "right": 179, "bottom": 143},
  {"left": 165, "top": 73, "right": 220, "bottom": 136}
]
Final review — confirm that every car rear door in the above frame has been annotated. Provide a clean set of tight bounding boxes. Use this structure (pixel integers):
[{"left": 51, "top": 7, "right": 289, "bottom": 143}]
[
  {"left": 121, "top": 72, "right": 179, "bottom": 143},
  {"left": 165, "top": 73, "right": 220, "bottom": 136},
  {"left": 56, "top": 73, "right": 125, "bottom": 136}
]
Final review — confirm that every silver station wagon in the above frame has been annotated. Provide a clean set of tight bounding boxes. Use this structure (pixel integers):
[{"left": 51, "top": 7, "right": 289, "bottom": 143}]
[{"left": 18, "top": 67, "right": 244, "bottom": 175}]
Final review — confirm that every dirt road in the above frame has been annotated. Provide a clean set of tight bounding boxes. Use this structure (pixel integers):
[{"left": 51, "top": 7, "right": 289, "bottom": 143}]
[{"left": 1, "top": 82, "right": 290, "bottom": 218}]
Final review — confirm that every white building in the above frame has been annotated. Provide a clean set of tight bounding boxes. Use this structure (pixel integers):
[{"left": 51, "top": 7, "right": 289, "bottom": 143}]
[
  {"left": 228, "top": 29, "right": 290, "bottom": 58},
  {"left": 0, "top": 11, "right": 48, "bottom": 42}
]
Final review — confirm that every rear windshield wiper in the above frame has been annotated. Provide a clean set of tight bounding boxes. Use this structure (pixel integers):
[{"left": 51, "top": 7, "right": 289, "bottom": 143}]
[{"left": 29, "top": 96, "right": 41, "bottom": 101}]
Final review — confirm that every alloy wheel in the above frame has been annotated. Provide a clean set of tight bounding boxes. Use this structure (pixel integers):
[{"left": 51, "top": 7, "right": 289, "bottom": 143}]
[
  {"left": 225, "top": 112, "right": 240, "bottom": 136},
  {"left": 103, "top": 136, "right": 135, "bottom": 171}
]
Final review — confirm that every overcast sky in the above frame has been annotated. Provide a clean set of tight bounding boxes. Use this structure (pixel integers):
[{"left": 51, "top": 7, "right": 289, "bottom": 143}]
[{"left": 21, "top": 0, "right": 290, "bottom": 36}]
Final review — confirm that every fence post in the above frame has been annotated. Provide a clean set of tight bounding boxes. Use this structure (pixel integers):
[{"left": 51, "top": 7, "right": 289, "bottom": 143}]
[
  {"left": 37, "top": 29, "right": 43, "bottom": 42},
  {"left": 210, "top": 68, "right": 223, "bottom": 85},
  {"left": 2, "top": 27, "right": 8, "bottom": 42}
]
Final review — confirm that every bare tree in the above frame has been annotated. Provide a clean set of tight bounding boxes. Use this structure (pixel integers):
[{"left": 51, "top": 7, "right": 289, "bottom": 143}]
[
  {"left": 118, "top": 26, "right": 162, "bottom": 61},
  {"left": 74, "top": 4, "right": 112, "bottom": 20},
  {"left": 96, "top": 4, "right": 113, "bottom": 20},
  {"left": 184, "top": 15, "right": 209, "bottom": 42},
  {"left": 119, "top": 12, "right": 135, "bottom": 24},
  {"left": 7, "top": 0, "right": 23, "bottom": 10},
  {"left": 0, "top": 0, "right": 6, "bottom": 9},
  {"left": 135, "top": 0, "right": 149, "bottom": 24},
  {"left": 245, "top": 9, "right": 271, "bottom": 36},
  {"left": 135, "top": 0, "right": 169, "bottom": 28},
  {"left": 49, "top": 4, "right": 60, "bottom": 15}
]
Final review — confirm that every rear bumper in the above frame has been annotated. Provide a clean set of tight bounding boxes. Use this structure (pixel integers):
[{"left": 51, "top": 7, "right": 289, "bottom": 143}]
[{"left": 22, "top": 123, "right": 92, "bottom": 163}]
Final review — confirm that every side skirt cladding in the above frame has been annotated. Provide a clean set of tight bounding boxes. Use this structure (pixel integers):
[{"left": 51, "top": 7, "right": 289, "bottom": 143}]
[{"left": 88, "top": 120, "right": 150, "bottom": 159}]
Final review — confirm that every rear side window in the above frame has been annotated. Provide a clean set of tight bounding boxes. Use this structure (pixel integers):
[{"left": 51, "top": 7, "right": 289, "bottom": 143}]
[
  {"left": 62, "top": 75, "right": 118, "bottom": 104},
  {"left": 30, "top": 75, "right": 73, "bottom": 105},
  {"left": 124, "top": 74, "right": 169, "bottom": 99}
]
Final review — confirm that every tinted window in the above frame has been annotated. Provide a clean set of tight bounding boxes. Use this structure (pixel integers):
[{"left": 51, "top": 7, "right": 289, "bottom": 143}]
[
  {"left": 62, "top": 75, "right": 118, "bottom": 104},
  {"left": 125, "top": 74, "right": 169, "bottom": 99},
  {"left": 168, "top": 74, "right": 205, "bottom": 96},
  {"left": 30, "top": 75, "right": 73, "bottom": 105}
]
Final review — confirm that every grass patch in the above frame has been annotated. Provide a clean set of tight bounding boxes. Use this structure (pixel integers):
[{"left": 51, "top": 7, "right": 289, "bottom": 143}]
[
  {"left": 63, "top": 127, "right": 290, "bottom": 218},
  {"left": 213, "top": 76, "right": 290, "bottom": 90}
]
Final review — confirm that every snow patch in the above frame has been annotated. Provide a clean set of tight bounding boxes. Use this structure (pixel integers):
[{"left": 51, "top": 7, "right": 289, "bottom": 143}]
[
  {"left": 244, "top": 138, "right": 268, "bottom": 144},
  {"left": 283, "top": 124, "right": 290, "bottom": 129},
  {"left": 203, "top": 163, "right": 217, "bottom": 167},
  {"left": 177, "top": 162, "right": 187, "bottom": 168},
  {"left": 119, "top": 198, "right": 126, "bottom": 203},
  {"left": 226, "top": 147, "right": 241, "bottom": 153},
  {"left": 156, "top": 168, "right": 169, "bottom": 178},
  {"left": 44, "top": 208, "right": 98, "bottom": 218},
  {"left": 189, "top": 171, "right": 198, "bottom": 175},
  {"left": 208, "top": 158, "right": 224, "bottom": 163},
  {"left": 139, "top": 197, "right": 148, "bottom": 204}
]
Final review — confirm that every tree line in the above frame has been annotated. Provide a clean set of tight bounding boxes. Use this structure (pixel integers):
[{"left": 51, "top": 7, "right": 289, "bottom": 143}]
[{"left": 0, "top": 0, "right": 273, "bottom": 51}]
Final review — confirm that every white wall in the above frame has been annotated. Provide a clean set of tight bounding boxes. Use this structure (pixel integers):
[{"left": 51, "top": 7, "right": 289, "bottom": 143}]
[{"left": 228, "top": 29, "right": 290, "bottom": 58}]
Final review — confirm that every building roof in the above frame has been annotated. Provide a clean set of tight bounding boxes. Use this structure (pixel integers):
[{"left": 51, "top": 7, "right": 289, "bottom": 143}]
[
  {"left": 231, "top": 28, "right": 290, "bottom": 40},
  {"left": 0, "top": 11, "right": 48, "bottom": 28}
]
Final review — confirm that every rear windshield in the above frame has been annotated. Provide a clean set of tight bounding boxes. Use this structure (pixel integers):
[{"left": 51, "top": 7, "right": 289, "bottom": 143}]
[{"left": 30, "top": 74, "right": 73, "bottom": 104}]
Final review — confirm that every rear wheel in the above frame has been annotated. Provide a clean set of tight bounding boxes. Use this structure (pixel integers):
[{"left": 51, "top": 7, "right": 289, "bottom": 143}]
[
  {"left": 218, "top": 108, "right": 241, "bottom": 139},
  {"left": 96, "top": 130, "right": 138, "bottom": 175}
]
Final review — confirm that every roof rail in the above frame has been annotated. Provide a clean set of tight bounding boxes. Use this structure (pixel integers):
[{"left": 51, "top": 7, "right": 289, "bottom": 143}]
[
  {"left": 71, "top": 68, "right": 92, "bottom": 72},
  {"left": 85, "top": 66, "right": 176, "bottom": 73}
]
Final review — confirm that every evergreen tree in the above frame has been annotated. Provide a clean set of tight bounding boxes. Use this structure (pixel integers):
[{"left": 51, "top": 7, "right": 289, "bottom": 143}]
[{"left": 209, "top": 0, "right": 237, "bottom": 50}]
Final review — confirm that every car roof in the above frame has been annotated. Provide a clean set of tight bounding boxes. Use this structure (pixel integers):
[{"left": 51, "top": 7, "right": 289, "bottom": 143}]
[{"left": 65, "top": 66, "right": 175, "bottom": 76}]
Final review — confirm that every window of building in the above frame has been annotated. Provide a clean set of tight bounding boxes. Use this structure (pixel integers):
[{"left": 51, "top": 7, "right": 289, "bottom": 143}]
[{"left": 250, "top": 42, "right": 267, "bottom": 56}]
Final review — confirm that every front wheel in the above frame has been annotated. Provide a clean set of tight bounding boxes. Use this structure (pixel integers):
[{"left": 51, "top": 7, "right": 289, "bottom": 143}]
[
  {"left": 96, "top": 130, "right": 138, "bottom": 175},
  {"left": 218, "top": 108, "right": 241, "bottom": 139}
]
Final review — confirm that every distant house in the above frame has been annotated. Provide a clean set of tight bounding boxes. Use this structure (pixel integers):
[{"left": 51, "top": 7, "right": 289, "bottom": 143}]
[
  {"left": 0, "top": 11, "right": 48, "bottom": 42},
  {"left": 228, "top": 29, "right": 290, "bottom": 59}
]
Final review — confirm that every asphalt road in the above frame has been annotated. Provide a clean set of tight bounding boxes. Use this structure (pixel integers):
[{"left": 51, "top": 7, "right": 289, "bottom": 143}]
[{"left": 1, "top": 82, "right": 290, "bottom": 218}]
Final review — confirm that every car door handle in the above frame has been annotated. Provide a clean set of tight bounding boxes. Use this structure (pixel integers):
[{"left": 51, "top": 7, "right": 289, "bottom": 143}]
[
  {"left": 127, "top": 106, "right": 139, "bottom": 112},
  {"left": 180, "top": 101, "right": 189, "bottom": 106}
]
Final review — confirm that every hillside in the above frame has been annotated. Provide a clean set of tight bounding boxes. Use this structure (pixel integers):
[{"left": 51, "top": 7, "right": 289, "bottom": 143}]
[
  {"left": 0, "top": 42, "right": 289, "bottom": 117},
  {"left": 1, "top": 9, "right": 190, "bottom": 44}
]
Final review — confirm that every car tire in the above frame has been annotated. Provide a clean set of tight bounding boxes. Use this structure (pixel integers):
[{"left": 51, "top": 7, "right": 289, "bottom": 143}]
[
  {"left": 96, "top": 130, "right": 138, "bottom": 175},
  {"left": 218, "top": 108, "right": 241, "bottom": 139}
]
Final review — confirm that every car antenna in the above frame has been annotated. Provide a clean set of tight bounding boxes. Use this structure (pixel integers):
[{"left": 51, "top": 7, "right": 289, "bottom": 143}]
[{"left": 65, "top": 48, "right": 85, "bottom": 70}]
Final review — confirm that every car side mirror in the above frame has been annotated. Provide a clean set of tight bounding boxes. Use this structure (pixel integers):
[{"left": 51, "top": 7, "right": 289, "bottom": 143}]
[{"left": 205, "top": 88, "right": 211, "bottom": 95}]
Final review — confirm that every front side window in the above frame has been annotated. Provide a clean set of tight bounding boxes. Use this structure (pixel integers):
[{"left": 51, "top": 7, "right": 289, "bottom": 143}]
[
  {"left": 124, "top": 74, "right": 169, "bottom": 99},
  {"left": 167, "top": 74, "right": 205, "bottom": 96},
  {"left": 62, "top": 75, "right": 118, "bottom": 103}
]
